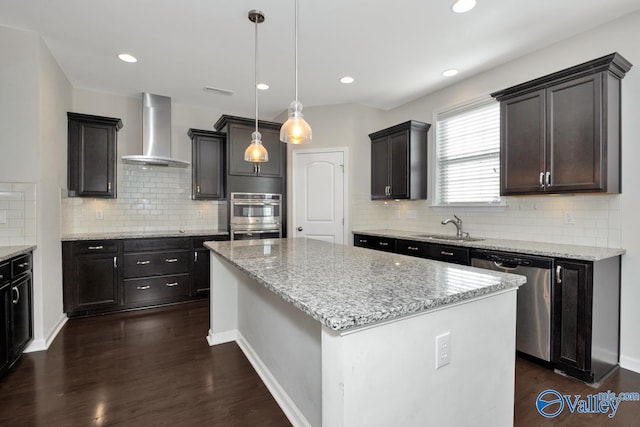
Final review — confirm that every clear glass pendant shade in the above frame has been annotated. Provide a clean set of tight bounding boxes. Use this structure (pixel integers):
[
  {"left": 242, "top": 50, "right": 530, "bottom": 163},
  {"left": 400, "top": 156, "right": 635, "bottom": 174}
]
[
  {"left": 280, "top": 100, "right": 312, "bottom": 144},
  {"left": 244, "top": 131, "right": 268, "bottom": 162}
]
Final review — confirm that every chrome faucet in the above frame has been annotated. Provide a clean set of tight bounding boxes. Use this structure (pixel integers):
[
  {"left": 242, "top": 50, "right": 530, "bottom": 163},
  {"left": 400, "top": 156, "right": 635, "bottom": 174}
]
[{"left": 441, "top": 214, "right": 466, "bottom": 238}]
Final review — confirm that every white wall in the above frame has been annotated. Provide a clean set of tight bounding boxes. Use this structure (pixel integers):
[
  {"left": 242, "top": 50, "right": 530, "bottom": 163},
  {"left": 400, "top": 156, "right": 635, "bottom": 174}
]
[{"left": 0, "top": 26, "right": 72, "bottom": 350}]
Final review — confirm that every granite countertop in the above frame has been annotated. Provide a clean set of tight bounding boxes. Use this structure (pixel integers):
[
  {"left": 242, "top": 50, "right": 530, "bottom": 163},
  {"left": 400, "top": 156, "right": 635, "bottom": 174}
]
[
  {"left": 354, "top": 229, "right": 625, "bottom": 261},
  {"left": 205, "top": 238, "right": 525, "bottom": 331},
  {"left": 62, "top": 230, "right": 229, "bottom": 241},
  {"left": 0, "top": 245, "right": 36, "bottom": 263}
]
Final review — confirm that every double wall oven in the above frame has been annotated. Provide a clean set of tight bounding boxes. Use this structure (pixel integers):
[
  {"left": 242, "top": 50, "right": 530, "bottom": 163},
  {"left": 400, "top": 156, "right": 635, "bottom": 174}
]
[{"left": 230, "top": 192, "right": 282, "bottom": 241}]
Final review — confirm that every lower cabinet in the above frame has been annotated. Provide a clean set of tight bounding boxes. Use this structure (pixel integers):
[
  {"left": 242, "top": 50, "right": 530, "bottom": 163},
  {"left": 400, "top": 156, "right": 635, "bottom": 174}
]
[
  {"left": 552, "top": 257, "right": 620, "bottom": 383},
  {"left": 62, "top": 235, "right": 229, "bottom": 317},
  {"left": 0, "top": 251, "right": 33, "bottom": 379},
  {"left": 355, "top": 234, "right": 470, "bottom": 265}
]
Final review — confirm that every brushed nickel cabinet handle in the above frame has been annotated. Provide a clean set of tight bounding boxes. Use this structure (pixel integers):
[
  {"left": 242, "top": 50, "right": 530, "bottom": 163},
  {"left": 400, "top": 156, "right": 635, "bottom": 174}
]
[
  {"left": 556, "top": 265, "right": 562, "bottom": 284},
  {"left": 194, "top": 251, "right": 198, "bottom": 262},
  {"left": 165, "top": 282, "right": 179, "bottom": 287},
  {"left": 197, "top": 185, "right": 201, "bottom": 194},
  {"left": 359, "top": 239, "right": 368, "bottom": 243},
  {"left": 545, "top": 171, "right": 551, "bottom": 187},
  {"left": 136, "top": 285, "right": 151, "bottom": 290},
  {"left": 407, "top": 246, "right": 419, "bottom": 251},
  {"left": 88, "top": 246, "right": 104, "bottom": 250},
  {"left": 136, "top": 260, "right": 151, "bottom": 265},
  {"left": 0, "top": 274, "right": 3, "bottom": 279},
  {"left": 441, "top": 251, "right": 454, "bottom": 256},
  {"left": 379, "top": 242, "right": 389, "bottom": 246},
  {"left": 18, "top": 262, "right": 29, "bottom": 268},
  {"left": 165, "top": 258, "right": 178, "bottom": 263},
  {"left": 539, "top": 172, "right": 544, "bottom": 189},
  {"left": 12, "top": 287, "right": 19, "bottom": 304},
  {"left": 108, "top": 182, "right": 112, "bottom": 191},
  {"left": 113, "top": 257, "right": 117, "bottom": 269}
]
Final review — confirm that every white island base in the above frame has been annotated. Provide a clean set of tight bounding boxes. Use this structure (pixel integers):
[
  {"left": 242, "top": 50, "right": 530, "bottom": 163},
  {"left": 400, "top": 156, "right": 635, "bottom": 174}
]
[{"left": 207, "top": 252, "right": 518, "bottom": 427}]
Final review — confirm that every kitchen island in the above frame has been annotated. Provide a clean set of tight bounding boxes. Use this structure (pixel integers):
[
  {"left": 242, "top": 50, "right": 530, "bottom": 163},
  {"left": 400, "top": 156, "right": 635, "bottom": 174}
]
[{"left": 205, "top": 238, "right": 526, "bottom": 427}]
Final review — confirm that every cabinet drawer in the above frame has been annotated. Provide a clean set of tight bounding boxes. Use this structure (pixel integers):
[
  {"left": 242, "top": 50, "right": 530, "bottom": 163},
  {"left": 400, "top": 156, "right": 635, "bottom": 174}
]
[
  {"left": 353, "top": 234, "right": 396, "bottom": 252},
  {"left": 123, "top": 251, "right": 189, "bottom": 279},
  {"left": 123, "top": 237, "right": 190, "bottom": 252},
  {"left": 396, "top": 240, "right": 426, "bottom": 258},
  {"left": 424, "top": 244, "right": 470, "bottom": 265},
  {"left": 123, "top": 274, "right": 190, "bottom": 304},
  {"left": 0, "top": 262, "right": 10, "bottom": 284},
  {"left": 11, "top": 253, "right": 32, "bottom": 277},
  {"left": 73, "top": 240, "right": 118, "bottom": 255}
]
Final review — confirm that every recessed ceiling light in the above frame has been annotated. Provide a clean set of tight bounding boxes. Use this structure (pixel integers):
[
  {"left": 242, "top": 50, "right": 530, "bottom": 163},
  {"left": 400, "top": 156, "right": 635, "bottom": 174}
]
[
  {"left": 118, "top": 53, "right": 137, "bottom": 63},
  {"left": 257, "top": 83, "right": 269, "bottom": 90},
  {"left": 340, "top": 76, "right": 355, "bottom": 84},
  {"left": 452, "top": 0, "right": 476, "bottom": 13},
  {"left": 442, "top": 69, "right": 459, "bottom": 77}
]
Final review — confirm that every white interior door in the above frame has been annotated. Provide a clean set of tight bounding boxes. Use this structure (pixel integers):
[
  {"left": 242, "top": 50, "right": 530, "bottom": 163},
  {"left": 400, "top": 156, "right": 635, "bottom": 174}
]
[{"left": 293, "top": 150, "right": 345, "bottom": 244}]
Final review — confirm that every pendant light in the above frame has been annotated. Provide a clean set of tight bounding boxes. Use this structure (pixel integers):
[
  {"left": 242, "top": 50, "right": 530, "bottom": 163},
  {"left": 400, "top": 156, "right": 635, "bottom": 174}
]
[
  {"left": 279, "top": 0, "right": 312, "bottom": 144},
  {"left": 244, "top": 10, "right": 269, "bottom": 163}
]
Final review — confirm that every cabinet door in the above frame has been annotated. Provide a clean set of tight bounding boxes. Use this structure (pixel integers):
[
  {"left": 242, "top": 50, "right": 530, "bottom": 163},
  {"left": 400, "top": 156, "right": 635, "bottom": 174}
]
[
  {"left": 552, "top": 260, "right": 592, "bottom": 379},
  {"left": 193, "top": 249, "right": 210, "bottom": 295},
  {"left": 546, "top": 74, "right": 603, "bottom": 192},
  {"left": 74, "top": 254, "right": 119, "bottom": 311},
  {"left": 70, "top": 120, "right": 117, "bottom": 198},
  {"left": 10, "top": 274, "right": 32, "bottom": 358},
  {"left": 229, "top": 124, "right": 283, "bottom": 177},
  {"left": 371, "top": 136, "right": 389, "bottom": 199},
  {"left": 500, "top": 90, "right": 546, "bottom": 195},
  {"left": 193, "top": 134, "right": 224, "bottom": 199},
  {"left": 389, "top": 131, "right": 409, "bottom": 198},
  {"left": 0, "top": 284, "right": 10, "bottom": 375}
]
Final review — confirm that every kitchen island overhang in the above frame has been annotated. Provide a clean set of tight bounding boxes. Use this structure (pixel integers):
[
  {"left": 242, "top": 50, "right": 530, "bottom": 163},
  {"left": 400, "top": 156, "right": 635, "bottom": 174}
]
[{"left": 205, "top": 238, "right": 526, "bottom": 427}]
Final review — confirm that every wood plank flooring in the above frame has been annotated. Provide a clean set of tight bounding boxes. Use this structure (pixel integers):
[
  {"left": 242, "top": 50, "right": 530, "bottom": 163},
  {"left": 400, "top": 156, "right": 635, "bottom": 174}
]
[{"left": 1, "top": 299, "right": 639, "bottom": 426}]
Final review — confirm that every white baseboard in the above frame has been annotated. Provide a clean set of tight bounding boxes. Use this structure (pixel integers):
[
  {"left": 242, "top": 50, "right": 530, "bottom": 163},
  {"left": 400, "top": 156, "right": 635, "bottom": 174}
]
[
  {"left": 620, "top": 355, "right": 640, "bottom": 374},
  {"left": 236, "top": 332, "right": 312, "bottom": 427},
  {"left": 206, "top": 329, "right": 237, "bottom": 346},
  {"left": 24, "top": 314, "right": 68, "bottom": 353}
]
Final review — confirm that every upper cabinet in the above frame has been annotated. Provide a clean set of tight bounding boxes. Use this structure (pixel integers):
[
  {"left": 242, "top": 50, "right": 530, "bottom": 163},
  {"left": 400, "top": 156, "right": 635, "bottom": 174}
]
[
  {"left": 67, "top": 112, "right": 122, "bottom": 198},
  {"left": 213, "top": 115, "right": 284, "bottom": 178},
  {"left": 369, "top": 120, "right": 430, "bottom": 200},
  {"left": 188, "top": 129, "right": 226, "bottom": 200},
  {"left": 491, "top": 53, "right": 632, "bottom": 196}
]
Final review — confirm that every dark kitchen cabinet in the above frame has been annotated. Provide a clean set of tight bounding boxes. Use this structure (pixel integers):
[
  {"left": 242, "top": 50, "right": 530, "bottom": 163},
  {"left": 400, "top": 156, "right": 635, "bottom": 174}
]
[
  {"left": 214, "top": 115, "right": 284, "bottom": 178},
  {"left": 353, "top": 234, "right": 397, "bottom": 253},
  {"left": 552, "top": 256, "right": 620, "bottom": 383},
  {"left": 1, "top": 251, "right": 33, "bottom": 379},
  {"left": 189, "top": 129, "right": 226, "bottom": 200},
  {"left": 369, "top": 120, "right": 430, "bottom": 200},
  {"left": 492, "top": 53, "right": 632, "bottom": 195},
  {"left": 62, "top": 240, "right": 120, "bottom": 316},
  {"left": 192, "top": 235, "right": 228, "bottom": 296},
  {"left": 67, "top": 112, "right": 122, "bottom": 198}
]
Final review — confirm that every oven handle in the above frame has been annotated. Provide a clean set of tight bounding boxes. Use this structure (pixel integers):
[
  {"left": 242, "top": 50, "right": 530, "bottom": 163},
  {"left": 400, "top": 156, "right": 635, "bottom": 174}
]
[{"left": 234, "top": 229, "right": 280, "bottom": 235}]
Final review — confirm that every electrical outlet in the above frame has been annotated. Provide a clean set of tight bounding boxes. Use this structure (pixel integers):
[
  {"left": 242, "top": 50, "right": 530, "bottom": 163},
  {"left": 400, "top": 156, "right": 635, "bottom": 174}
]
[
  {"left": 435, "top": 332, "right": 451, "bottom": 369},
  {"left": 196, "top": 210, "right": 202, "bottom": 218},
  {"left": 95, "top": 209, "right": 104, "bottom": 220},
  {"left": 564, "top": 211, "right": 574, "bottom": 225}
]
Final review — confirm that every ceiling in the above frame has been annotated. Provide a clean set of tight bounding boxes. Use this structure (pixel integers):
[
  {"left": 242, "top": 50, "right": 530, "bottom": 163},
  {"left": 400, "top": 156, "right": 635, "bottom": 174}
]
[{"left": 1, "top": 0, "right": 639, "bottom": 119}]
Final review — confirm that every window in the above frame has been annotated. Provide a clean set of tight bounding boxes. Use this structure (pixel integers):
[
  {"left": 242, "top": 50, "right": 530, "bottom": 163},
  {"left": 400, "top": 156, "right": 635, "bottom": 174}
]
[{"left": 435, "top": 98, "right": 501, "bottom": 205}]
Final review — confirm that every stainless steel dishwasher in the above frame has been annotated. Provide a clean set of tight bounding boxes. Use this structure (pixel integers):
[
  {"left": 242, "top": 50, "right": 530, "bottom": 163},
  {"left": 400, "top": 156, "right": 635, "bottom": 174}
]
[{"left": 471, "top": 249, "right": 553, "bottom": 362}]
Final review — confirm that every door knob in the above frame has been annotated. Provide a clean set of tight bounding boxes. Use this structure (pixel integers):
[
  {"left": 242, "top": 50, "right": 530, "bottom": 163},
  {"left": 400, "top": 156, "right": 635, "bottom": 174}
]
[{"left": 297, "top": 226, "right": 303, "bottom": 231}]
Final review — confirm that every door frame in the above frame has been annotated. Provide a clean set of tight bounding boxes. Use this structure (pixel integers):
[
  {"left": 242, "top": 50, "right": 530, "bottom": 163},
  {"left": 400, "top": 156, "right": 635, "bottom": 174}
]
[{"left": 290, "top": 147, "right": 349, "bottom": 245}]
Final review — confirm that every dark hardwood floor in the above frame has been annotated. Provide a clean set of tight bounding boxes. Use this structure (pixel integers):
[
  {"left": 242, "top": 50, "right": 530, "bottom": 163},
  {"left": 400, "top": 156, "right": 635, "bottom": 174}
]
[{"left": 1, "top": 299, "right": 639, "bottom": 426}]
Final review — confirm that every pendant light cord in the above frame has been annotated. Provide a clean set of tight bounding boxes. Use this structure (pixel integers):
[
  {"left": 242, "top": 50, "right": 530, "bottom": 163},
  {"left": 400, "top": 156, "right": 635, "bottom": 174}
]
[
  {"left": 255, "top": 17, "right": 259, "bottom": 134},
  {"left": 294, "top": 0, "right": 298, "bottom": 103}
]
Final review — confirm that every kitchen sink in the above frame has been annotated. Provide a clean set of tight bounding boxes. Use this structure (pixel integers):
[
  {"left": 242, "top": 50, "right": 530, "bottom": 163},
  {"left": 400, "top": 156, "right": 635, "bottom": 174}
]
[{"left": 413, "top": 234, "right": 485, "bottom": 242}]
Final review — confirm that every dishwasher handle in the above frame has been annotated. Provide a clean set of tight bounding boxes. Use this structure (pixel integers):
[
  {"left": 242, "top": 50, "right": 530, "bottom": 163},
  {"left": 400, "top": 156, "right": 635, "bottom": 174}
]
[{"left": 493, "top": 261, "right": 519, "bottom": 270}]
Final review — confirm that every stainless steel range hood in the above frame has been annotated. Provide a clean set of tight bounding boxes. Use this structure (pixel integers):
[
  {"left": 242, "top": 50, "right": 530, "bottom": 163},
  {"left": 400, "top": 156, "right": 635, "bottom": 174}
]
[{"left": 122, "top": 93, "right": 190, "bottom": 168}]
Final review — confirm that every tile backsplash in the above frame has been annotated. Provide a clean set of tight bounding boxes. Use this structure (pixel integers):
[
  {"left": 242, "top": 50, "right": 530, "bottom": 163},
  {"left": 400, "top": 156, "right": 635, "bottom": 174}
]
[
  {"left": 352, "top": 193, "right": 622, "bottom": 248},
  {"left": 0, "top": 182, "right": 37, "bottom": 246},
  {"left": 61, "top": 164, "right": 225, "bottom": 235}
]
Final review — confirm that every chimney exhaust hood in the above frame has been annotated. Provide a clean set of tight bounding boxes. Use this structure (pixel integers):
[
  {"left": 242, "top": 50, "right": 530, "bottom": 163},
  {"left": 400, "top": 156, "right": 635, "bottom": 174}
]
[{"left": 122, "top": 93, "right": 190, "bottom": 168}]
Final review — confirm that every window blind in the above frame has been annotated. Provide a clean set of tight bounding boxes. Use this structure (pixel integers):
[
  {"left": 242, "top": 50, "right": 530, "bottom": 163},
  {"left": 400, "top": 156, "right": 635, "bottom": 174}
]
[{"left": 436, "top": 99, "right": 500, "bottom": 205}]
